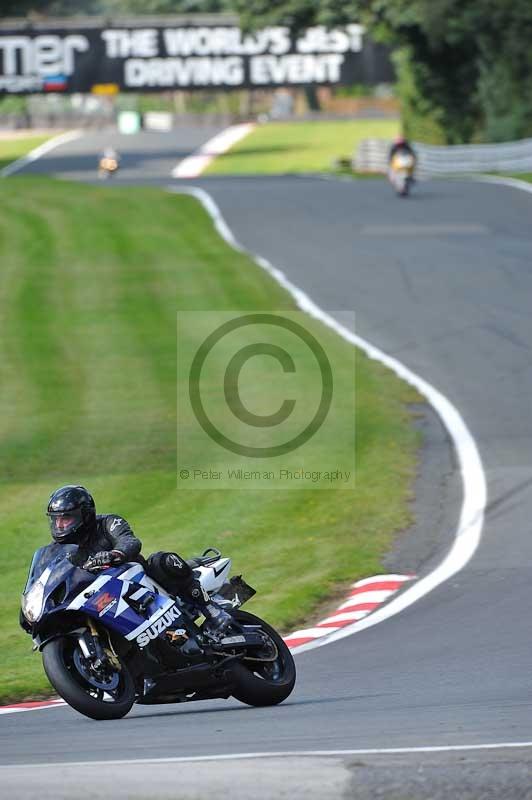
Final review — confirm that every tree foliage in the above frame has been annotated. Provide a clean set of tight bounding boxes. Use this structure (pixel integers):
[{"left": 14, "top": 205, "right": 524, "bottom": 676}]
[
  {"left": 233, "top": 0, "right": 532, "bottom": 143},
  {"left": 0, "top": 0, "right": 231, "bottom": 17}
]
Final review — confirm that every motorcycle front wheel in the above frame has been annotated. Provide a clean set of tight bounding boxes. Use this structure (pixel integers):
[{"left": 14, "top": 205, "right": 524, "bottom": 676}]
[
  {"left": 230, "top": 610, "right": 296, "bottom": 707},
  {"left": 42, "top": 635, "right": 135, "bottom": 720},
  {"left": 399, "top": 179, "right": 411, "bottom": 197}
]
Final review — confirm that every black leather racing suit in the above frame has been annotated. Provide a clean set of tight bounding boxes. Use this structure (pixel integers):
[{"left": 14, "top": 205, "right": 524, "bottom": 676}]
[
  {"left": 76, "top": 515, "right": 196, "bottom": 598},
  {"left": 388, "top": 142, "right": 416, "bottom": 164},
  {"left": 76, "top": 514, "right": 142, "bottom": 563}
]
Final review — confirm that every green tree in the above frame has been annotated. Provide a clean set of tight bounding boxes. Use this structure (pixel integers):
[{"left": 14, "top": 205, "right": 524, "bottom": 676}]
[
  {"left": 472, "top": 0, "right": 532, "bottom": 141},
  {"left": 101, "top": 0, "right": 232, "bottom": 12},
  {"left": 368, "top": 0, "right": 532, "bottom": 141},
  {"left": 0, "top": 0, "right": 232, "bottom": 16},
  {"left": 233, "top": 0, "right": 532, "bottom": 143}
]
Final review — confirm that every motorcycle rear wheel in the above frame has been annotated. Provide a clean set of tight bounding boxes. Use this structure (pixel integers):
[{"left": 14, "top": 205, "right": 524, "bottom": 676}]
[
  {"left": 42, "top": 635, "right": 135, "bottom": 720},
  {"left": 230, "top": 610, "right": 296, "bottom": 707}
]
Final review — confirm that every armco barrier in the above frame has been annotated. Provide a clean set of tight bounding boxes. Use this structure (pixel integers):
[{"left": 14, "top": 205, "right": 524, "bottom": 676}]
[{"left": 354, "top": 137, "right": 532, "bottom": 176}]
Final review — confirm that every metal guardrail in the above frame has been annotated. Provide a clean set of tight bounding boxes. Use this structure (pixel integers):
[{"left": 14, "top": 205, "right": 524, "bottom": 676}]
[{"left": 354, "top": 137, "right": 532, "bottom": 175}]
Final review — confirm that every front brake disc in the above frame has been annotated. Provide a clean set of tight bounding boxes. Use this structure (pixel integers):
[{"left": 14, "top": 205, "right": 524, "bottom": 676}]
[{"left": 73, "top": 648, "right": 119, "bottom": 691}]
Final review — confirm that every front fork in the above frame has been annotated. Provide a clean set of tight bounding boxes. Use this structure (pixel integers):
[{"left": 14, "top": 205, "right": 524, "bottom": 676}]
[{"left": 77, "top": 617, "right": 121, "bottom": 672}]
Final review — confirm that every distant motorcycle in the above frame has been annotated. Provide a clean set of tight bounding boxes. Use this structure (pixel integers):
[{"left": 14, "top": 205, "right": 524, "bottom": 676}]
[
  {"left": 20, "top": 544, "right": 296, "bottom": 720},
  {"left": 389, "top": 151, "right": 416, "bottom": 197},
  {"left": 98, "top": 154, "right": 119, "bottom": 179}
]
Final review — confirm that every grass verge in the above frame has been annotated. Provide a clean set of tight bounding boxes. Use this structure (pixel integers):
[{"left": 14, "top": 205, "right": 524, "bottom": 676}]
[
  {"left": 489, "top": 172, "right": 532, "bottom": 183},
  {"left": 204, "top": 119, "right": 399, "bottom": 175},
  {"left": 0, "top": 176, "right": 420, "bottom": 701},
  {"left": 0, "top": 135, "right": 53, "bottom": 172}
]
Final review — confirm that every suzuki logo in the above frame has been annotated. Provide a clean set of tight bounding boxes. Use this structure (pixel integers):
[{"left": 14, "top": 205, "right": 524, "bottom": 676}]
[{"left": 136, "top": 606, "right": 182, "bottom": 649}]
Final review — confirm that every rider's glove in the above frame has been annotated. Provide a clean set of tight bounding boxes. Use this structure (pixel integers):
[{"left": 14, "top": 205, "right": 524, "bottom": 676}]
[{"left": 83, "top": 550, "right": 125, "bottom": 572}]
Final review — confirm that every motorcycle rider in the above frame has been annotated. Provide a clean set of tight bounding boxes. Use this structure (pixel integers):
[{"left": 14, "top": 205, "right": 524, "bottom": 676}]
[
  {"left": 100, "top": 145, "right": 120, "bottom": 163},
  {"left": 43, "top": 484, "right": 231, "bottom": 633},
  {"left": 98, "top": 146, "right": 120, "bottom": 177},
  {"left": 388, "top": 135, "right": 417, "bottom": 169}
]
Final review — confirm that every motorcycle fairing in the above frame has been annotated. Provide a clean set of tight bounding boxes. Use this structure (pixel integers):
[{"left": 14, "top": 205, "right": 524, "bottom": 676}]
[
  {"left": 23, "top": 545, "right": 184, "bottom": 647},
  {"left": 195, "top": 558, "right": 232, "bottom": 592},
  {"left": 66, "top": 564, "right": 181, "bottom": 640},
  {"left": 392, "top": 152, "right": 415, "bottom": 170}
]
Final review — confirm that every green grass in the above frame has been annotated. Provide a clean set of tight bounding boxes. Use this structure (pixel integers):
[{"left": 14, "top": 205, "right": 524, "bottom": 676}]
[
  {"left": 0, "top": 176, "right": 421, "bottom": 701},
  {"left": 490, "top": 172, "right": 532, "bottom": 183},
  {"left": 0, "top": 135, "right": 52, "bottom": 172},
  {"left": 205, "top": 119, "right": 399, "bottom": 175}
]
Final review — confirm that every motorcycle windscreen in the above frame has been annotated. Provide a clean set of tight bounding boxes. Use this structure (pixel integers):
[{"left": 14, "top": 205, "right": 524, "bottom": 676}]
[{"left": 23, "top": 543, "right": 80, "bottom": 592}]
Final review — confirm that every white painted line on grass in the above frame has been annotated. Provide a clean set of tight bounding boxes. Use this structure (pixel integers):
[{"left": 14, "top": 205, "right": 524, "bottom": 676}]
[
  {"left": 171, "top": 123, "right": 255, "bottom": 178},
  {"left": 0, "top": 130, "right": 82, "bottom": 177},
  {"left": 5, "top": 741, "right": 532, "bottom": 770},
  {"left": 169, "top": 185, "right": 487, "bottom": 655}
]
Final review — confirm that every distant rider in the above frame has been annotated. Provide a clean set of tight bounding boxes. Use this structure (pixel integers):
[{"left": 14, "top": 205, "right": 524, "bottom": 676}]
[
  {"left": 38, "top": 484, "right": 231, "bottom": 633},
  {"left": 100, "top": 146, "right": 120, "bottom": 163},
  {"left": 388, "top": 136, "right": 417, "bottom": 169}
]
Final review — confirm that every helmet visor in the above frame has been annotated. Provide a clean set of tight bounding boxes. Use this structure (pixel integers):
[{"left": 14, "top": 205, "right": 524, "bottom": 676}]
[{"left": 48, "top": 509, "right": 83, "bottom": 542}]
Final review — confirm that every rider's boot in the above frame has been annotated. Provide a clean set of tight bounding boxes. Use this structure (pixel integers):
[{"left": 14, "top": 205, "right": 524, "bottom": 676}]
[
  {"left": 189, "top": 580, "right": 232, "bottom": 635},
  {"left": 160, "top": 553, "right": 232, "bottom": 635}
]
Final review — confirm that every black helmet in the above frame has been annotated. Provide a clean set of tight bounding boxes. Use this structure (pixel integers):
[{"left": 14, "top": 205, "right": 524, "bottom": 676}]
[{"left": 47, "top": 485, "right": 96, "bottom": 544}]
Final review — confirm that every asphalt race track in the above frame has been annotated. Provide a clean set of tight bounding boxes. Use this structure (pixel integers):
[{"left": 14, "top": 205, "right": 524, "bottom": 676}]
[{"left": 2, "top": 129, "right": 532, "bottom": 798}]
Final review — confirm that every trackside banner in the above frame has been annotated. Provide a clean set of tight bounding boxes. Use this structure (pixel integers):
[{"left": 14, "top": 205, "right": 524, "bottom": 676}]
[{"left": 0, "top": 23, "right": 393, "bottom": 94}]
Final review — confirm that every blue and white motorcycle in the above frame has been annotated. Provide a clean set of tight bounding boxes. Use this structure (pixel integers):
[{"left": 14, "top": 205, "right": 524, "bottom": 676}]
[{"left": 20, "top": 544, "right": 295, "bottom": 720}]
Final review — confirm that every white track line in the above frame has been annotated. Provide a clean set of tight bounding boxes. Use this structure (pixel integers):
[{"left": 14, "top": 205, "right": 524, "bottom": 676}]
[
  {"left": 171, "top": 123, "right": 256, "bottom": 178},
  {"left": 4, "top": 741, "right": 532, "bottom": 770},
  {"left": 0, "top": 700, "right": 65, "bottom": 715},
  {"left": 169, "top": 185, "right": 487, "bottom": 655},
  {"left": 0, "top": 130, "right": 82, "bottom": 177},
  {"left": 472, "top": 174, "right": 532, "bottom": 194},
  {"left": 283, "top": 574, "right": 414, "bottom": 647}
]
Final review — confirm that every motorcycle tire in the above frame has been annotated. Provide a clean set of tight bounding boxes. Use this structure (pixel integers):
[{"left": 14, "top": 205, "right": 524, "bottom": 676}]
[
  {"left": 399, "top": 176, "right": 412, "bottom": 197},
  {"left": 230, "top": 610, "right": 296, "bottom": 707},
  {"left": 42, "top": 635, "right": 136, "bottom": 721}
]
